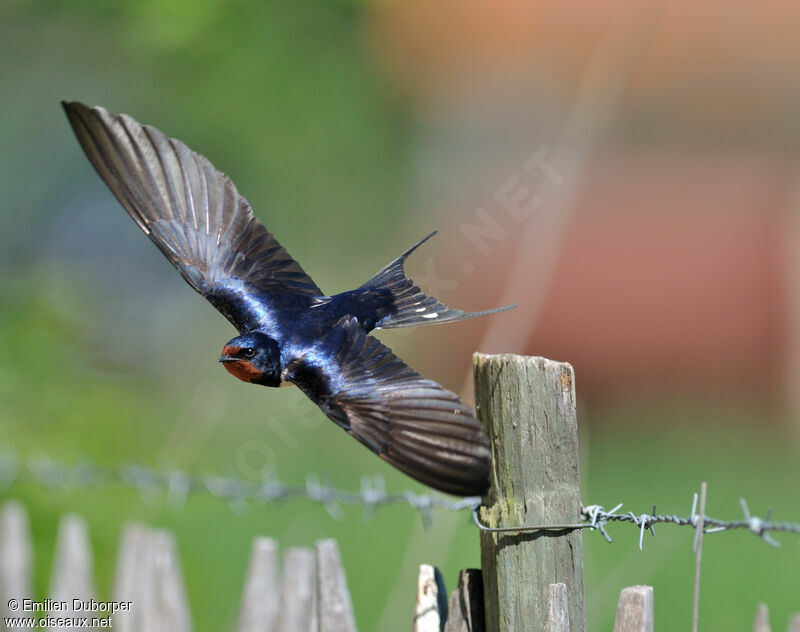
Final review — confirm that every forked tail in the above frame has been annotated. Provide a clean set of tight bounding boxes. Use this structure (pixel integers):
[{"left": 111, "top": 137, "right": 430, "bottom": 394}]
[{"left": 362, "top": 231, "right": 515, "bottom": 329}]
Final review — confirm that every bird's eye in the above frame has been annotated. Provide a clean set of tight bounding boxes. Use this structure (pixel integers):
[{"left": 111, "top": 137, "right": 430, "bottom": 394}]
[{"left": 243, "top": 348, "right": 256, "bottom": 358}]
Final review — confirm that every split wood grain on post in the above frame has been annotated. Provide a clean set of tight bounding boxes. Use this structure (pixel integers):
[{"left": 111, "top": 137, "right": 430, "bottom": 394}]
[{"left": 474, "top": 353, "right": 586, "bottom": 632}]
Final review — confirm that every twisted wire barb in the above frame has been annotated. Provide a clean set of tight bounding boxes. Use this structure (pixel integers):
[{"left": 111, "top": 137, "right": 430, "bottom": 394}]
[
  {"left": 1, "top": 454, "right": 798, "bottom": 549},
  {"left": 578, "top": 496, "right": 800, "bottom": 549}
]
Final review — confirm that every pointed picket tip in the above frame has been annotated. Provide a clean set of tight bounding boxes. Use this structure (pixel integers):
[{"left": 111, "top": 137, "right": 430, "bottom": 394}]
[
  {"left": 613, "top": 585, "right": 653, "bottom": 632},
  {"left": 274, "top": 547, "right": 317, "bottom": 632},
  {"left": 236, "top": 537, "right": 279, "bottom": 632}
]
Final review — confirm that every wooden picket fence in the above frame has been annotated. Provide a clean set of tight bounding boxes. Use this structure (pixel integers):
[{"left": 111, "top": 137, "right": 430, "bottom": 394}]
[
  {"left": 2, "top": 500, "right": 796, "bottom": 631},
  {"left": 1, "top": 353, "right": 799, "bottom": 631},
  {"left": 0, "top": 501, "right": 359, "bottom": 631}
]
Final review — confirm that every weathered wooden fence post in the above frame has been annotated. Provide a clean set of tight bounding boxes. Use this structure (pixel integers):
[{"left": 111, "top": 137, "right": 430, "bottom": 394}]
[
  {"left": 444, "top": 569, "right": 484, "bottom": 632},
  {"left": 613, "top": 586, "right": 654, "bottom": 632},
  {"left": 413, "top": 564, "right": 447, "bottom": 632},
  {"left": 752, "top": 604, "right": 770, "bottom": 632},
  {"left": 0, "top": 501, "right": 33, "bottom": 626},
  {"left": 545, "top": 583, "right": 570, "bottom": 632},
  {"left": 49, "top": 513, "right": 95, "bottom": 632},
  {"left": 236, "top": 537, "right": 279, "bottom": 632},
  {"left": 112, "top": 523, "right": 193, "bottom": 632},
  {"left": 274, "top": 548, "right": 317, "bottom": 632},
  {"left": 474, "top": 353, "right": 585, "bottom": 632},
  {"left": 315, "top": 539, "right": 358, "bottom": 632}
]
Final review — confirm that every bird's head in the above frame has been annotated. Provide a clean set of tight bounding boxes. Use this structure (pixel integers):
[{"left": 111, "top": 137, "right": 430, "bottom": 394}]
[{"left": 219, "top": 332, "right": 281, "bottom": 387}]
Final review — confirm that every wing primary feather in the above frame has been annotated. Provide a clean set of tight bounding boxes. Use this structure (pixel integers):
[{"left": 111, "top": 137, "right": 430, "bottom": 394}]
[{"left": 63, "top": 101, "right": 323, "bottom": 332}]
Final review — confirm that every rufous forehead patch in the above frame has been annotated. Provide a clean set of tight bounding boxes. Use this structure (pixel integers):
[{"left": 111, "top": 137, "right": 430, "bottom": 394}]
[{"left": 221, "top": 344, "right": 242, "bottom": 356}]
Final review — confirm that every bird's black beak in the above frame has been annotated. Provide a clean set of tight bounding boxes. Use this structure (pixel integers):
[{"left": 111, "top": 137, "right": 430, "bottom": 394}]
[{"left": 218, "top": 355, "right": 236, "bottom": 363}]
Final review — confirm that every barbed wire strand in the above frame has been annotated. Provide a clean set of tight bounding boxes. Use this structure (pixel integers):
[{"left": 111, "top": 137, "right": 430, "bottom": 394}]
[{"left": 0, "top": 454, "right": 798, "bottom": 549}]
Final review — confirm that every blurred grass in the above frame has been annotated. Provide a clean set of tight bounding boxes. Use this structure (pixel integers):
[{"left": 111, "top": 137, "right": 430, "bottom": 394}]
[{"left": 2, "top": 286, "right": 799, "bottom": 631}]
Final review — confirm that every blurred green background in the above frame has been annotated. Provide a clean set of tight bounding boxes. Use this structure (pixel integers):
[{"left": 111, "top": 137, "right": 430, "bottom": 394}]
[{"left": 2, "top": 0, "right": 800, "bottom": 630}]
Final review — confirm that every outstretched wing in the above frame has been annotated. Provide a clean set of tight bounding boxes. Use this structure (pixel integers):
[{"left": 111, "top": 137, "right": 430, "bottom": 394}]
[
  {"left": 63, "top": 101, "right": 322, "bottom": 333},
  {"left": 285, "top": 317, "right": 490, "bottom": 496}
]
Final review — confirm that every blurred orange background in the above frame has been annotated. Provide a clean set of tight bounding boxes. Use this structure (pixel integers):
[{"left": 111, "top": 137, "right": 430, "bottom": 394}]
[{"left": 370, "top": 0, "right": 800, "bottom": 413}]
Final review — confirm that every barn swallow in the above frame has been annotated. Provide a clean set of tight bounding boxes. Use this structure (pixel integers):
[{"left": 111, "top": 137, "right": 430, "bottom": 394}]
[{"left": 62, "top": 102, "right": 514, "bottom": 496}]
